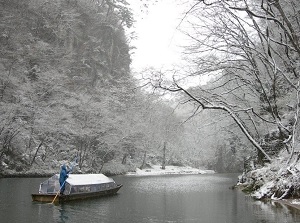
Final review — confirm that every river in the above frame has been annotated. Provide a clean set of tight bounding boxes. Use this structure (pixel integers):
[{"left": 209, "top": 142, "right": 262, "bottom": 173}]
[{"left": 0, "top": 173, "right": 300, "bottom": 223}]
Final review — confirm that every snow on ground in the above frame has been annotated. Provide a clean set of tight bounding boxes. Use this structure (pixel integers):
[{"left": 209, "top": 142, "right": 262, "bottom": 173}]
[
  {"left": 252, "top": 181, "right": 276, "bottom": 199},
  {"left": 292, "top": 200, "right": 300, "bottom": 205},
  {"left": 126, "top": 165, "right": 215, "bottom": 176},
  {"left": 238, "top": 151, "right": 300, "bottom": 202}
]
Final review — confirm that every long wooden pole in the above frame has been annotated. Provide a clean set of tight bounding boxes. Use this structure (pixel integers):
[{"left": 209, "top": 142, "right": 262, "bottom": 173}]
[
  {"left": 51, "top": 157, "right": 78, "bottom": 204},
  {"left": 51, "top": 181, "right": 65, "bottom": 204}
]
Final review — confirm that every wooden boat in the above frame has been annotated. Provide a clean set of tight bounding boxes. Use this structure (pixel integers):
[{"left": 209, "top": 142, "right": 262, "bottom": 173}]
[{"left": 31, "top": 173, "right": 122, "bottom": 203}]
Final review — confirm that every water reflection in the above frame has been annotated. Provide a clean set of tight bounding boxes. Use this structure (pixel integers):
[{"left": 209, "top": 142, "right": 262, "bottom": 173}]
[
  {"left": 247, "top": 198, "right": 300, "bottom": 223},
  {"left": 57, "top": 205, "right": 69, "bottom": 223},
  {"left": 1, "top": 175, "right": 300, "bottom": 223}
]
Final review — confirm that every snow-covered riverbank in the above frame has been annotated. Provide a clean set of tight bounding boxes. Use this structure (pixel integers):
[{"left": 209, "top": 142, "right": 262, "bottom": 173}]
[
  {"left": 126, "top": 165, "right": 215, "bottom": 176},
  {"left": 236, "top": 151, "right": 300, "bottom": 211}
]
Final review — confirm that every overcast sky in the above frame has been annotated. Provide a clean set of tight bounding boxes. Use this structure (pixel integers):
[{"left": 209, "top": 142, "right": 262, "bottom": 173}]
[
  {"left": 127, "top": 0, "right": 189, "bottom": 71},
  {"left": 126, "top": 1, "right": 210, "bottom": 87}
]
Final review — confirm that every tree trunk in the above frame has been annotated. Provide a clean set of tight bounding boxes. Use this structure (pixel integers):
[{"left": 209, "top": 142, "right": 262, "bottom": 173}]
[
  {"left": 99, "top": 161, "right": 105, "bottom": 173},
  {"left": 122, "top": 153, "right": 128, "bottom": 164},
  {"left": 161, "top": 141, "right": 166, "bottom": 170},
  {"left": 140, "top": 151, "right": 147, "bottom": 170},
  {"left": 30, "top": 139, "right": 44, "bottom": 166}
]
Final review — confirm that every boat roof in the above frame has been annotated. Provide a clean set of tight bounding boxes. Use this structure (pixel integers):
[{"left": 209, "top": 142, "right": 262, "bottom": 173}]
[{"left": 65, "top": 174, "right": 115, "bottom": 186}]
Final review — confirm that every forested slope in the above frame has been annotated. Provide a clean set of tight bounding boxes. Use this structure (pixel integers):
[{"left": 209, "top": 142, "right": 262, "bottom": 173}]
[{"left": 0, "top": 0, "right": 188, "bottom": 176}]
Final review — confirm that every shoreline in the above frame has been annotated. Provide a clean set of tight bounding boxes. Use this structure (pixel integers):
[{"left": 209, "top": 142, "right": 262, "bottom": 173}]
[
  {"left": 274, "top": 199, "right": 300, "bottom": 210},
  {"left": 126, "top": 165, "right": 215, "bottom": 176},
  {"left": 0, "top": 165, "right": 214, "bottom": 178},
  {"left": 0, "top": 171, "right": 120, "bottom": 178}
]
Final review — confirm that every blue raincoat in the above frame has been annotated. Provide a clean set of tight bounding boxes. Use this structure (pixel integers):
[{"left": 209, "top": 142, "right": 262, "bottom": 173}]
[{"left": 59, "top": 164, "right": 70, "bottom": 194}]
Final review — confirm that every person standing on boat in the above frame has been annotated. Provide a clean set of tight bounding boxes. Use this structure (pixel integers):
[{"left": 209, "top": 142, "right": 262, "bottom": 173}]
[{"left": 59, "top": 164, "right": 71, "bottom": 195}]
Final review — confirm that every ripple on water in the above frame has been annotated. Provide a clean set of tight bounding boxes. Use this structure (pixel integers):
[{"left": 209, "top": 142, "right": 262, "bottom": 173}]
[
  {"left": 2, "top": 174, "right": 300, "bottom": 223},
  {"left": 129, "top": 174, "right": 234, "bottom": 194}
]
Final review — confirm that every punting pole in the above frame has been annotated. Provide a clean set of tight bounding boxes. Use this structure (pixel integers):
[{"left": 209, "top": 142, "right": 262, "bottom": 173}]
[{"left": 51, "top": 156, "right": 78, "bottom": 204}]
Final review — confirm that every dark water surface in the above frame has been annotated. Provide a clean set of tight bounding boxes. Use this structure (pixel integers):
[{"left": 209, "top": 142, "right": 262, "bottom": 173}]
[{"left": 1, "top": 173, "right": 300, "bottom": 223}]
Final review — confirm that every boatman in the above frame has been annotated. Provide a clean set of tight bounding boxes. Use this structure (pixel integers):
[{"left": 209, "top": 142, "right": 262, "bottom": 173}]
[{"left": 59, "top": 164, "right": 71, "bottom": 195}]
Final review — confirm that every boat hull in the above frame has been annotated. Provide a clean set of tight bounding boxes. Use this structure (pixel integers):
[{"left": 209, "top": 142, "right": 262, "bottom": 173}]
[{"left": 32, "top": 184, "right": 123, "bottom": 203}]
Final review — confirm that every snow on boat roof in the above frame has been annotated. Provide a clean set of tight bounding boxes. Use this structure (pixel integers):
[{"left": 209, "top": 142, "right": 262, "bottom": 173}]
[{"left": 66, "top": 174, "right": 114, "bottom": 186}]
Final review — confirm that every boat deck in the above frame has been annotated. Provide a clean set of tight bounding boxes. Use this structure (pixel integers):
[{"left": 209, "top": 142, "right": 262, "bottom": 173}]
[{"left": 32, "top": 184, "right": 123, "bottom": 203}]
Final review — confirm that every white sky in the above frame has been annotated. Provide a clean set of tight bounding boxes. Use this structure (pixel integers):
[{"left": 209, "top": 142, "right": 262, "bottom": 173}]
[
  {"left": 126, "top": 1, "right": 211, "bottom": 87},
  {"left": 127, "top": 0, "right": 188, "bottom": 71}
]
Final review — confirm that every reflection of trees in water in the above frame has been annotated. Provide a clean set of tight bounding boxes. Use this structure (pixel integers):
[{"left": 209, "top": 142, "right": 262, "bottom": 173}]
[
  {"left": 55, "top": 205, "right": 69, "bottom": 223},
  {"left": 271, "top": 201, "right": 300, "bottom": 222},
  {"left": 246, "top": 197, "right": 300, "bottom": 222}
]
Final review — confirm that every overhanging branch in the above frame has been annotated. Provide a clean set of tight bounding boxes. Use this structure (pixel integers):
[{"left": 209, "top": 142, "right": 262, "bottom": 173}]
[{"left": 170, "top": 81, "right": 272, "bottom": 161}]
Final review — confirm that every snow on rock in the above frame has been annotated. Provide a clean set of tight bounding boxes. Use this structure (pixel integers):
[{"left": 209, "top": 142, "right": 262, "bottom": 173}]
[
  {"left": 126, "top": 165, "right": 215, "bottom": 176},
  {"left": 238, "top": 151, "right": 300, "bottom": 200},
  {"left": 292, "top": 200, "right": 300, "bottom": 205},
  {"left": 1, "top": 161, "right": 8, "bottom": 169},
  {"left": 252, "top": 181, "right": 275, "bottom": 199}
]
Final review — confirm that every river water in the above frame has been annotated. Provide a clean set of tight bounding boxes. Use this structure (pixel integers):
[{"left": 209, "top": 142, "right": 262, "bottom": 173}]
[{"left": 0, "top": 173, "right": 300, "bottom": 223}]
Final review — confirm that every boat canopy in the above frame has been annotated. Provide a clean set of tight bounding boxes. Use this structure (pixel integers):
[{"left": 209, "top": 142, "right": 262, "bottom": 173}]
[
  {"left": 38, "top": 173, "right": 115, "bottom": 194},
  {"left": 66, "top": 174, "right": 114, "bottom": 186}
]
